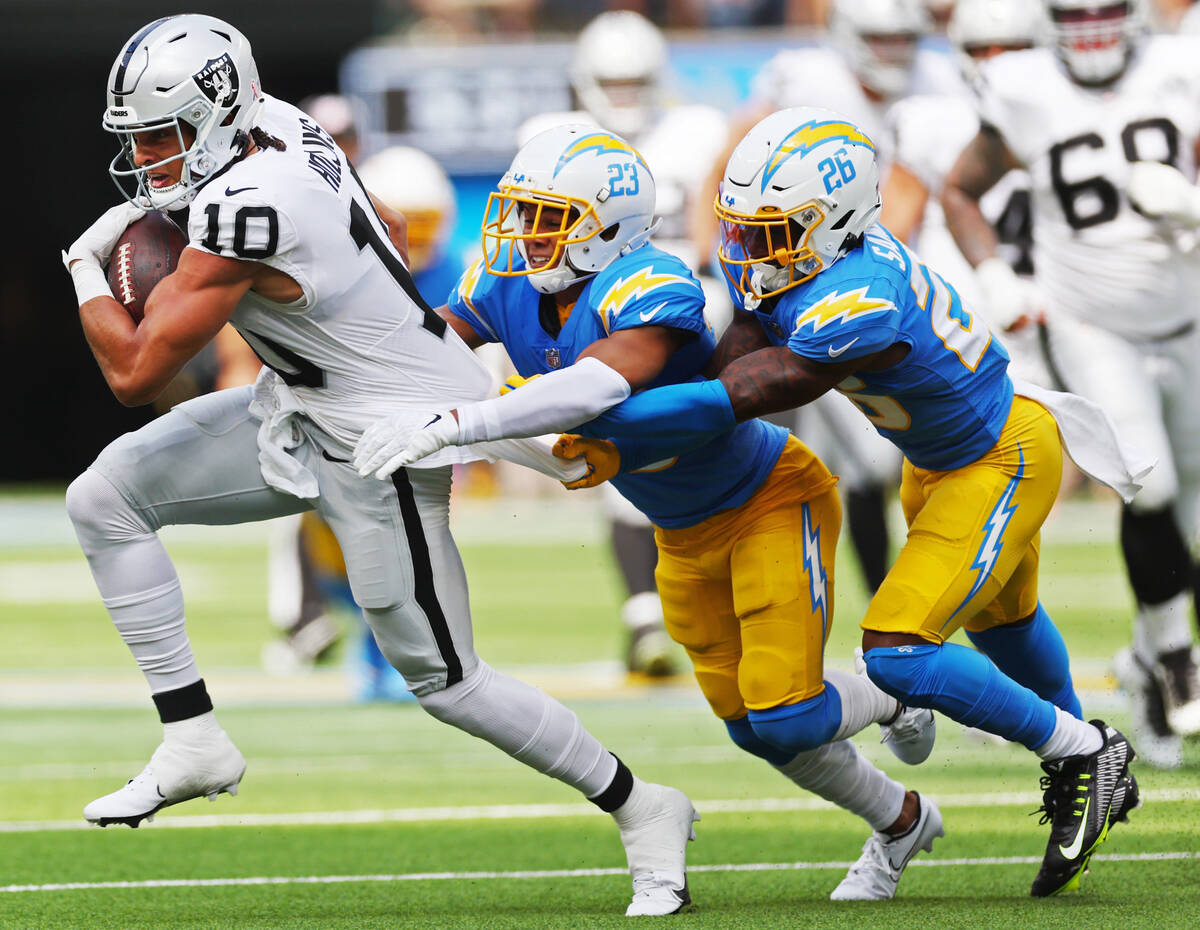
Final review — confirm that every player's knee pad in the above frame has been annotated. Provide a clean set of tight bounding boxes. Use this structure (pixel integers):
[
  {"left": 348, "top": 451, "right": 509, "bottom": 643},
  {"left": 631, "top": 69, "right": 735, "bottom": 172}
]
[
  {"left": 747, "top": 688, "right": 841, "bottom": 756},
  {"left": 1121, "top": 504, "right": 1190, "bottom": 605},
  {"left": 862, "top": 643, "right": 941, "bottom": 706},
  {"left": 724, "top": 715, "right": 794, "bottom": 766},
  {"left": 65, "top": 468, "right": 152, "bottom": 551}
]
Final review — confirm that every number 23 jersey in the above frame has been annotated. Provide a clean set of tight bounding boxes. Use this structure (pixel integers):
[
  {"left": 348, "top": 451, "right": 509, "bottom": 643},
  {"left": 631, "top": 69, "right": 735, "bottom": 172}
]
[
  {"left": 184, "top": 94, "right": 493, "bottom": 455},
  {"left": 741, "top": 224, "right": 1013, "bottom": 472},
  {"left": 977, "top": 39, "right": 1200, "bottom": 339}
]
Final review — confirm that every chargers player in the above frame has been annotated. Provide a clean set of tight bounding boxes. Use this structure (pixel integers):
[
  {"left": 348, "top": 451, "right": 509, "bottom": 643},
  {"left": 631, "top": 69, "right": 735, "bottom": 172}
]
[
  {"left": 941, "top": 0, "right": 1200, "bottom": 768},
  {"left": 387, "top": 108, "right": 1152, "bottom": 898},
  {"left": 698, "top": 0, "right": 967, "bottom": 599},
  {"left": 517, "top": 10, "right": 731, "bottom": 678},
  {"left": 355, "top": 123, "right": 946, "bottom": 901},
  {"left": 60, "top": 15, "right": 701, "bottom": 916}
]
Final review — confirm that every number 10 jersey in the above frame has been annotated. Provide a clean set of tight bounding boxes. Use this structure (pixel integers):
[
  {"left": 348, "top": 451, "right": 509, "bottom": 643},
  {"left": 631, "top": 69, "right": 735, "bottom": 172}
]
[{"left": 977, "top": 39, "right": 1200, "bottom": 340}]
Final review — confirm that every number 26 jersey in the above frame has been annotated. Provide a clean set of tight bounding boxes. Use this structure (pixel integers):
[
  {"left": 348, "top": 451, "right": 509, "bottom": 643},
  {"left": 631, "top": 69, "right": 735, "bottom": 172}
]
[{"left": 977, "top": 39, "right": 1200, "bottom": 340}]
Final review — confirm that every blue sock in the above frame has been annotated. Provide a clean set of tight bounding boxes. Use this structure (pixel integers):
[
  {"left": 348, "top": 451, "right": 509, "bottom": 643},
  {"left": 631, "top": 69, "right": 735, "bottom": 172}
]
[
  {"left": 746, "top": 685, "right": 842, "bottom": 756},
  {"left": 724, "top": 716, "right": 795, "bottom": 766},
  {"left": 967, "top": 603, "right": 1083, "bottom": 719},
  {"left": 864, "top": 642, "right": 1056, "bottom": 750}
]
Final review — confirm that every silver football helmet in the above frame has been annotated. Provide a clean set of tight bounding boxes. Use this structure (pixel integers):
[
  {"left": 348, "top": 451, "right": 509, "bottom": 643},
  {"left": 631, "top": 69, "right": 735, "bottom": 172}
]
[
  {"left": 1045, "top": 0, "right": 1145, "bottom": 86},
  {"left": 830, "top": 0, "right": 931, "bottom": 99},
  {"left": 714, "top": 107, "right": 882, "bottom": 308},
  {"left": 103, "top": 15, "right": 265, "bottom": 210},
  {"left": 569, "top": 11, "right": 667, "bottom": 140},
  {"left": 948, "top": 0, "right": 1042, "bottom": 81},
  {"left": 481, "top": 124, "right": 657, "bottom": 294}
]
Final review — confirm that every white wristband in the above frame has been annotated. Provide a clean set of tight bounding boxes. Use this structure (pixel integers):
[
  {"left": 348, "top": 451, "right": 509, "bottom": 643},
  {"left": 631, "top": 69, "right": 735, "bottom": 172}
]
[{"left": 68, "top": 258, "right": 115, "bottom": 306}]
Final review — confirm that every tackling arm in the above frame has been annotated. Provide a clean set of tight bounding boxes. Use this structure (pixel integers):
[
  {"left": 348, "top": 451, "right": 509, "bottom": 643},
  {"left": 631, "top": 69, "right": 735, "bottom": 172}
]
[{"left": 703, "top": 310, "right": 772, "bottom": 377}]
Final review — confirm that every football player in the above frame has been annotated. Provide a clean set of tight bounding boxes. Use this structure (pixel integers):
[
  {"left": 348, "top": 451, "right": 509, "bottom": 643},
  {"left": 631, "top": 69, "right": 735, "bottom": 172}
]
[
  {"left": 385, "top": 107, "right": 1151, "bottom": 898},
  {"left": 696, "top": 0, "right": 967, "bottom": 599},
  {"left": 881, "top": 0, "right": 1048, "bottom": 384},
  {"left": 941, "top": 0, "right": 1200, "bottom": 768},
  {"left": 516, "top": 10, "right": 731, "bottom": 678},
  {"left": 61, "top": 15, "right": 699, "bottom": 916},
  {"left": 355, "top": 123, "right": 946, "bottom": 901}
]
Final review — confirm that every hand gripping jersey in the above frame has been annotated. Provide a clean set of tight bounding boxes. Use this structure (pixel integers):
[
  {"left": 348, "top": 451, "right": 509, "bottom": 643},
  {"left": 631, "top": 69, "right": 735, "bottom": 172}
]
[
  {"left": 737, "top": 224, "right": 1013, "bottom": 471},
  {"left": 448, "top": 244, "right": 789, "bottom": 527},
  {"left": 977, "top": 40, "right": 1200, "bottom": 340},
  {"left": 187, "top": 95, "right": 493, "bottom": 456}
]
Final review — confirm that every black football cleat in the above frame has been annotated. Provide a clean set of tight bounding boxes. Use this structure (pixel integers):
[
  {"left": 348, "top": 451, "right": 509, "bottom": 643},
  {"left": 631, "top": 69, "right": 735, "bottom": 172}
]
[{"left": 1030, "top": 720, "right": 1137, "bottom": 897}]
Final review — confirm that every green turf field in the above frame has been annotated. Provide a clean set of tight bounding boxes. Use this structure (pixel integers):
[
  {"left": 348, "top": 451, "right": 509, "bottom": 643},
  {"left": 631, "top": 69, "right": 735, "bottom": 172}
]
[{"left": 1, "top": 488, "right": 1197, "bottom": 929}]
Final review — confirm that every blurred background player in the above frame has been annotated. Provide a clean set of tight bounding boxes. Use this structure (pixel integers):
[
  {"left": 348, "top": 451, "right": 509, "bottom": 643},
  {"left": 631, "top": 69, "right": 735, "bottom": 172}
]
[
  {"left": 942, "top": 0, "right": 1200, "bottom": 767},
  {"left": 694, "top": 0, "right": 965, "bottom": 597},
  {"left": 880, "top": 0, "right": 1050, "bottom": 387},
  {"left": 517, "top": 10, "right": 731, "bottom": 678}
]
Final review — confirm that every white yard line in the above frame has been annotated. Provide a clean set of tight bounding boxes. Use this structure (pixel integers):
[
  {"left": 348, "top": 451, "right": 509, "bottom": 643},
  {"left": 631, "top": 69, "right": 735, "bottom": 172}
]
[
  {"left": 2, "top": 787, "right": 1196, "bottom": 834},
  {"left": 3, "top": 851, "right": 1197, "bottom": 894}
]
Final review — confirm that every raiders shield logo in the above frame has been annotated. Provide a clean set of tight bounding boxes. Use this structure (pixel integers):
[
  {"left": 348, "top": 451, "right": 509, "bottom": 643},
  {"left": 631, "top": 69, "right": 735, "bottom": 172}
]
[
  {"left": 545, "top": 347, "right": 562, "bottom": 369},
  {"left": 194, "top": 53, "right": 239, "bottom": 107}
]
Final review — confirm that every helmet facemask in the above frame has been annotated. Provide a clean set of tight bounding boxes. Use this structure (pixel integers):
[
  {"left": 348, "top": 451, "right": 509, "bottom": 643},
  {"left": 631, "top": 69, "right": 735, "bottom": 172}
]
[
  {"left": 1049, "top": 1, "right": 1138, "bottom": 86},
  {"left": 716, "top": 199, "right": 828, "bottom": 306},
  {"left": 482, "top": 188, "right": 604, "bottom": 294}
]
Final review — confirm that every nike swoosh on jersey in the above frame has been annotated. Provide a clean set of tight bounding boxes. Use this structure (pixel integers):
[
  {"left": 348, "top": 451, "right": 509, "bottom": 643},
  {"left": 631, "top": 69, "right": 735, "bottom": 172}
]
[
  {"left": 423, "top": 414, "right": 442, "bottom": 429},
  {"left": 1058, "top": 796, "right": 1091, "bottom": 860},
  {"left": 225, "top": 185, "right": 258, "bottom": 196},
  {"left": 639, "top": 302, "right": 669, "bottom": 323},
  {"left": 827, "top": 337, "right": 861, "bottom": 358}
]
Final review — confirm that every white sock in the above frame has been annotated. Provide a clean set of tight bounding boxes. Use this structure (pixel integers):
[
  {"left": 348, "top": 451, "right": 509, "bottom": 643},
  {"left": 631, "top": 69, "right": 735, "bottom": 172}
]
[
  {"left": 825, "top": 668, "right": 902, "bottom": 741},
  {"left": 65, "top": 469, "right": 200, "bottom": 693},
  {"left": 1035, "top": 708, "right": 1103, "bottom": 761},
  {"left": 418, "top": 660, "right": 617, "bottom": 797},
  {"left": 1135, "top": 593, "right": 1194, "bottom": 662},
  {"left": 775, "top": 740, "right": 905, "bottom": 832}
]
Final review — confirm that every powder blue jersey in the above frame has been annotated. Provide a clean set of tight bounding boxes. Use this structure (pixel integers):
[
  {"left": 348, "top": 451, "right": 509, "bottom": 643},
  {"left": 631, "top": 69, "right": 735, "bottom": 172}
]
[
  {"left": 734, "top": 225, "right": 1014, "bottom": 471},
  {"left": 447, "top": 244, "right": 788, "bottom": 528}
]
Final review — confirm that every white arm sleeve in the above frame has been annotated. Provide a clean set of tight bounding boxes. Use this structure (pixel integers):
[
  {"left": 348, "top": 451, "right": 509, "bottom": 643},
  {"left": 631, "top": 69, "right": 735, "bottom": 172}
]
[
  {"left": 454, "top": 356, "right": 632, "bottom": 443},
  {"left": 470, "top": 436, "right": 589, "bottom": 482}
]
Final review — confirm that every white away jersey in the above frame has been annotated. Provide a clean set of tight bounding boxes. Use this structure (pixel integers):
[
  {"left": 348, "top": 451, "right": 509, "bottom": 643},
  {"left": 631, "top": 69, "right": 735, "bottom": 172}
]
[
  {"left": 978, "top": 40, "right": 1200, "bottom": 338},
  {"left": 186, "top": 95, "right": 492, "bottom": 454}
]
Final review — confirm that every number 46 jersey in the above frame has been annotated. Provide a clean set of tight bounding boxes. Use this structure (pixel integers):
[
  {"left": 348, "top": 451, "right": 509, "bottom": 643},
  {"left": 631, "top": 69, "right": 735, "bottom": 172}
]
[
  {"left": 185, "top": 94, "right": 493, "bottom": 457},
  {"left": 977, "top": 39, "right": 1200, "bottom": 340}
]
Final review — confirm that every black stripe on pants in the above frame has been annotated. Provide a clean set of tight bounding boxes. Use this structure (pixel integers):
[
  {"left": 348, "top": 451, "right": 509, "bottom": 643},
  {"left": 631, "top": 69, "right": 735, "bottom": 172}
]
[{"left": 391, "top": 468, "right": 462, "bottom": 687}]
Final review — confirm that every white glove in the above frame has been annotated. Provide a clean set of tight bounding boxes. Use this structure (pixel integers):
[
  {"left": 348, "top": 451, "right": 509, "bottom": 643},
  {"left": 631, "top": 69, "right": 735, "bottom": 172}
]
[
  {"left": 1127, "top": 161, "right": 1200, "bottom": 227},
  {"left": 62, "top": 202, "right": 147, "bottom": 306},
  {"left": 353, "top": 409, "right": 460, "bottom": 480},
  {"left": 973, "top": 256, "right": 1044, "bottom": 332},
  {"left": 63, "top": 202, "right": 147, "bottom": 271}
]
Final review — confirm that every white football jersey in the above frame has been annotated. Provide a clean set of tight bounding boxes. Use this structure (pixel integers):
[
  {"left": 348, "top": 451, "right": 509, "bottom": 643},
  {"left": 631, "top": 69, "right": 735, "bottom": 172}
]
[
  {"left": 978, "top": 40, "right": 1200, "bottom": 339},
  {"left": 186, "top": 95, "right": 493, "bottom": 455},
  {"left": 516, "top": 103, "right": 728, "bottom": 269}
]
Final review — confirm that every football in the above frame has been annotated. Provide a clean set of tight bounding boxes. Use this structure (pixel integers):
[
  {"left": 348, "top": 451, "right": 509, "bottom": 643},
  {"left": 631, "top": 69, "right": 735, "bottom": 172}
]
[{"left": 106, "top": 210, "right": 188, "bottom": 323}]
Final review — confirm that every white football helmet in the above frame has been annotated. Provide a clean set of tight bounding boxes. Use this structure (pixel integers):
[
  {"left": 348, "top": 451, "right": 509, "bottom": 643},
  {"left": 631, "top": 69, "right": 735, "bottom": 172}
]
[
  {"left": 948, "top": 0, "right": 1042, "bottom": 80},
  {"left": 830, "top": 0, "right": 931, "bottom": 98},
  {"left": 1045, "top": 0, "right": 1145, "bottom": 85},
  {"left": 570, "top": 11, "right": 667, "bottom": 140},
  {"left": 357, "top": 146, "right": 456, "bottom": 274},
  {"left": 103, "top": 15, "right": 265, "bottom": 210},
  {"left": 715, "top": 107, "right": 882, "bottom": 308},
  {"left": 482, "top": 124, "right": 657, "bottom": 294}
]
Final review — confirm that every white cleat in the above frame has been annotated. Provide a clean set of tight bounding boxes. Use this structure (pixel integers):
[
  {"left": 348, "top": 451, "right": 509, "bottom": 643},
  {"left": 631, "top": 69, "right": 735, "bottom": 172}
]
[
  {"left": 855, "top": 647, "right": 936, "bottom": 765},
  {"left": 1150, "top": 647, "right": 1200, "bottom": 737},
  {"left": 830, "top": 794, "right": 944, "bottom": 901},
  {"left": 84, "top": 720, "right": 246, "bottom": 828},
  {"left": 617, "top": 783, "right": 699, "bottom": 916},
  {"left": 1113, "top": 648, "right": 1183, "bottom": 769}
]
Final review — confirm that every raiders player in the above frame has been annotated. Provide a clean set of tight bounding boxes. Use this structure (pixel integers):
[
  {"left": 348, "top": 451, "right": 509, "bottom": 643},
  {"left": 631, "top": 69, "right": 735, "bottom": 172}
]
[
  {"left": 942, "top": 0, "right": 1200, "bottom": 767},
  {"left": 61, "top": 15, "right": 698, "bottom": 916}
]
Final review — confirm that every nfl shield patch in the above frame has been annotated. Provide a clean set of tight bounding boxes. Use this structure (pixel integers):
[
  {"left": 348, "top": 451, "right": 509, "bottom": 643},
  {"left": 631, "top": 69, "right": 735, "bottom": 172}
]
[{"left": 545, "top": 347, "right": 562, "bottom": 369}]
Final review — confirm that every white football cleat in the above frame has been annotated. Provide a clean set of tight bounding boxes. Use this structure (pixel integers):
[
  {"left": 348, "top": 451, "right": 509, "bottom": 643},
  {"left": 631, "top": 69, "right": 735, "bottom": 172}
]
[
  {"left": 830, "top": 794, "right": 944, "bottom": 901},
  {"left": 84, "top": 717, "right": 246, "bottom": 828},
  {"left": 855, "top": 647, "right": 936, "bottom": 765},
  {"left": 1150, "top": 646, "right": 1200, "bottom": 736},
  {"left": 1112, "top": 647, "right": 1183, "bottom": 769},
  {"left": 616, "top": 782, "right": 699, "bottom": 916}
]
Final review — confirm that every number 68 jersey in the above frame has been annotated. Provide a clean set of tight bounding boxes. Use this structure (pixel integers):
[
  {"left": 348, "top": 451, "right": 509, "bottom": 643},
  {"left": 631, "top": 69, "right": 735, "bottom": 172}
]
[
  {"left": 185, "top": 95, "right": 493, "bottom": 456},
  {"left": 977, "top": 38, "right": 1200, "bottom": 340}
]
